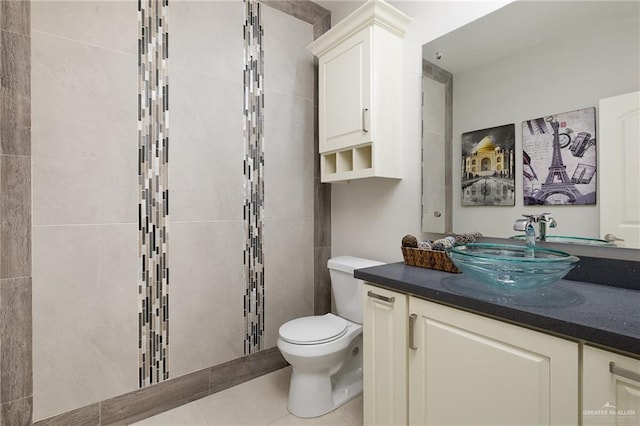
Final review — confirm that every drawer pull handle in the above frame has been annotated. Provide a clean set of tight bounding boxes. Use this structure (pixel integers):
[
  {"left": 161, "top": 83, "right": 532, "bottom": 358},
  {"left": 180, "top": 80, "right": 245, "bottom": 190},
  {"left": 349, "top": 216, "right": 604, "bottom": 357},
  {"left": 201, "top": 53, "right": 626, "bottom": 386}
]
[
  {"left": 409, "top": 313, "right": 418, "bottom": 350},
  {"left": 362, "top": 108, "right": 369, "bottom": 132},
  {"left": 367, "top": 290, "right": 394, "bottom": 303},
  {"left": 610, "top": 362, "right": 640, "bottom": 383}
]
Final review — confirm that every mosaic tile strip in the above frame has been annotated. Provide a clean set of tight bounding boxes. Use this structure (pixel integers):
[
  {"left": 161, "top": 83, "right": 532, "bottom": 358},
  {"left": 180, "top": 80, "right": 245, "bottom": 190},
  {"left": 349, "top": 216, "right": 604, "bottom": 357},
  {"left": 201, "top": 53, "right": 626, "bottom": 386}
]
[
  {"left": 243, "top": 0, "right": 265, "bottom": 355},
  {"left": 137, "top": 0, "right": 170, "bottom": 387}
]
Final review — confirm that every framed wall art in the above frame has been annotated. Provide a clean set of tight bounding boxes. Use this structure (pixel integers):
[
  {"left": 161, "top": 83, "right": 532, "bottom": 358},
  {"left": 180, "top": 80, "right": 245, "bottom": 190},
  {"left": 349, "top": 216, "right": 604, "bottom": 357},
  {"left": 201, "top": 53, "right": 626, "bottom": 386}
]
[
  {"left": 522, "top": 107, "right": 596, "bottom": 205},
  {"left": 461, "top": 124, "right": 516, "bottom": 206}
]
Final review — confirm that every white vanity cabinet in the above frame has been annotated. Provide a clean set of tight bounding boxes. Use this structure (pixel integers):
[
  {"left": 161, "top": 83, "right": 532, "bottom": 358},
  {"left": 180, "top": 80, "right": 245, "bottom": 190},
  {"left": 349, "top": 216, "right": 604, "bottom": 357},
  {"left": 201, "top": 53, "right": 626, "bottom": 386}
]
[
  {"left": 363, "top": 284, "right": 408, "bottom": 425},
  {"left": 307, "top": 0, "right": 410, "bottom": 183},
  {"left": 583, "top": 345, "right": 640, "bottom": 425},
  {"left": 363, "top": 286, "right": 580, "bottom": 425}
]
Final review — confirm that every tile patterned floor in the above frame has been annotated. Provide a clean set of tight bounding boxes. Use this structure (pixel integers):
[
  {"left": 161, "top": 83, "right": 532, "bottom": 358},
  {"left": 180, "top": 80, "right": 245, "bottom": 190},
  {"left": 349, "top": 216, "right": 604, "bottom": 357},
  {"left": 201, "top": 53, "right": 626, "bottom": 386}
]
[{"left": 132, "top": 367, "right": 363, "bottom": 425}]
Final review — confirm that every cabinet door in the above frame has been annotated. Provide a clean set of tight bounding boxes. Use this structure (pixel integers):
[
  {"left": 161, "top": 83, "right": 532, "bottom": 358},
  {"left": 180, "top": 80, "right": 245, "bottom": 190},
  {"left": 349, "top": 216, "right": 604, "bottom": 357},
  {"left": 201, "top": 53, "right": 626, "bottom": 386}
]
[
  {"left": 409, "top": 298, "right": 578, "bottom": 426},
  {"left": 363, "top": 284, "right": 407, "bottom": 426},
  {"left": 583, "top": 345, "right": 640, "bottom": 425},
  {"left": 319, "top": 28, "right": 372, "bottom": 153}
]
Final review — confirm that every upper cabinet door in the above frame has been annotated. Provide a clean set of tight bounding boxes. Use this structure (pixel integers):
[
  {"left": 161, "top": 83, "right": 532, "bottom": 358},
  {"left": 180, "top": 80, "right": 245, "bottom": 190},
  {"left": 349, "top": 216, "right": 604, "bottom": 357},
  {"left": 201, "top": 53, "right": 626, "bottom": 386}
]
[
  {"left": 599, "top": 91, "right": 640, "bottom": 248},
  {"left": 320, "top": 28, "right": 372, "bottom": 153}
]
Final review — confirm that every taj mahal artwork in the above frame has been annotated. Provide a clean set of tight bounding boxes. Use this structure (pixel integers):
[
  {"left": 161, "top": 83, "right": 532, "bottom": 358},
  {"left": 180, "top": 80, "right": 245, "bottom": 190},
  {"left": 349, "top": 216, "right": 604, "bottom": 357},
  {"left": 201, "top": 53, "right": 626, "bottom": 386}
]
[{"left": 461, "top": 124, "right": 516, "bottom": 206}]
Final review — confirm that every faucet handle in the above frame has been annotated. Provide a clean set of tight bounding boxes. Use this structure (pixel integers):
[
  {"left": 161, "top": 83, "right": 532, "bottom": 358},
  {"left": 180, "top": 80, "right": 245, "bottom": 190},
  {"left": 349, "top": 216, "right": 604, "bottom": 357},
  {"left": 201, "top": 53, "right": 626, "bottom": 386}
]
[{"left": 514, "top": 217, "right": 532, "bottom": 232}]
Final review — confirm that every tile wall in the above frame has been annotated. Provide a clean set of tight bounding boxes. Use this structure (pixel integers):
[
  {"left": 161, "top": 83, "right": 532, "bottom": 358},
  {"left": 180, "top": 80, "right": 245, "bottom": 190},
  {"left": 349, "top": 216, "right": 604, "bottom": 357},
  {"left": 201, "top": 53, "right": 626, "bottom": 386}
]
[
  {"left": 31, "top": 0, "right": 139, "bottom": 419},
  {"left": 26, "top": 0, "right": 330, "bottom": 423},
  {"left": 138, "top": 0, "right": 170, "bottom": 387}
]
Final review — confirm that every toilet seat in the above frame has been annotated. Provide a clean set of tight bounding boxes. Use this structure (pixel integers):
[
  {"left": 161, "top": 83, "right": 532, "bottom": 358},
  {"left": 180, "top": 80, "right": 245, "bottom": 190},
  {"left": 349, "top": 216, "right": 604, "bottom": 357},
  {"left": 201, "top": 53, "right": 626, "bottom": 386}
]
[{"left": 279, "top": 314, "right": 348, "bottom": 345}]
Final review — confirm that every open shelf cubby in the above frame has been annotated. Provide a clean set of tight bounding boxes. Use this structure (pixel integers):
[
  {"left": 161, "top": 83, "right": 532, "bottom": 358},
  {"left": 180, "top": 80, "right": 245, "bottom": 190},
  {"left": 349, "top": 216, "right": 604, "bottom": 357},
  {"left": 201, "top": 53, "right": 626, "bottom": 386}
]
[
  {"left": 322, "top": 143, "right": 374, "bottom": 181},
  {"left": 354, "top": 145, "right": 373, "bottom": 170},
  {"left": 323, "top": 152, "right": 337, "bottom": 174},
  {"left": 337, "top": 149, "right": 354, "bottom": 172}
]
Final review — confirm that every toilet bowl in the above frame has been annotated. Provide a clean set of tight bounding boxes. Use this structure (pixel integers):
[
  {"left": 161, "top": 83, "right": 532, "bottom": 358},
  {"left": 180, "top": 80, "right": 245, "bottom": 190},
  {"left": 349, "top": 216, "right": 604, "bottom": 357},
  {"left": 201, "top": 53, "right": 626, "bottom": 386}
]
[{"left": 277, "top": 256, "right": 383, "bottom": 418}]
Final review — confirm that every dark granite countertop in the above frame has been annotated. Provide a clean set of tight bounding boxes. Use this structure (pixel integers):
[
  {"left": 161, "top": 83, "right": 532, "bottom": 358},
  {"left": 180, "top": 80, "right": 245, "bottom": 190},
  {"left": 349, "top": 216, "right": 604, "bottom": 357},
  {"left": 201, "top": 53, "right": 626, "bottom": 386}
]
[{"left": 355, "top": 262, "right": 640, "bottom": 357}]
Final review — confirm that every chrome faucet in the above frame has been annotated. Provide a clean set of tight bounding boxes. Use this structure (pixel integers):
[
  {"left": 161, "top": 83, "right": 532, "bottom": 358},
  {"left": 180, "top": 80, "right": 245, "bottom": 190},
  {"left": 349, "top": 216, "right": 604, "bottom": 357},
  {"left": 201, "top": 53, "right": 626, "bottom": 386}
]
[
  {"left": 513, "top": 213, "right": 557, "bottom": 244},
  {"left": 514, "top": 216, "right": 537, "bottom": 246},
  {"left": 537, "top": 213, "right": 557, "bottom": 242}
]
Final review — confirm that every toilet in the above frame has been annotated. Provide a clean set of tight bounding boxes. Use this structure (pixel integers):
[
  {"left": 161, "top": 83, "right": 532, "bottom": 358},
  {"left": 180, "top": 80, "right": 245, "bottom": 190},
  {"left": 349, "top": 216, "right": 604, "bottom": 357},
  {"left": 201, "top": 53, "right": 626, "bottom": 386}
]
[{"left": 277, "top": 256, "right": 384, "bottom": 418}]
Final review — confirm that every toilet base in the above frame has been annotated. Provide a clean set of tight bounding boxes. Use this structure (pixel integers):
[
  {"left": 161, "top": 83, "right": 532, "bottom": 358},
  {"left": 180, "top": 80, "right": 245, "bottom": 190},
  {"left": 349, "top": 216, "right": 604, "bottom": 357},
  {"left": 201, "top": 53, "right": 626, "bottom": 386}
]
[
  {"left": 287, "top": 370, "right": 363, "bottom": 418},
  {"left": 286, "top": 334, "right": 363, "bottom": 418}
]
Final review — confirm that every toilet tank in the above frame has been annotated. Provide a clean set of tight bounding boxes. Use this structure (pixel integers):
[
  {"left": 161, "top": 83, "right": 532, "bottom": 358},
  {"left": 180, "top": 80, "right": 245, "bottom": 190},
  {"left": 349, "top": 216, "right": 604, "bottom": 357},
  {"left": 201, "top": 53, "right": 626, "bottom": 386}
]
[{"left": 327, "top": 256, "right": 384, "bottom": 324}]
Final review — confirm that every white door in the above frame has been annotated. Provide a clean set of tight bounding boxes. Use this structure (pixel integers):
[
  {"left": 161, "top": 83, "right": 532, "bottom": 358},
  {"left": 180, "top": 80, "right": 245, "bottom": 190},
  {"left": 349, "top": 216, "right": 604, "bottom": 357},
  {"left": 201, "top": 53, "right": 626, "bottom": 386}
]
[
  {"left": 363, "top": 284, "right": 407, "bottom": 426},
  {"left": 583, "top": 345, "right": 640, "bottom": 426},
  {"left": 599, "top": 91, "right": 640, "bottom": 248}
]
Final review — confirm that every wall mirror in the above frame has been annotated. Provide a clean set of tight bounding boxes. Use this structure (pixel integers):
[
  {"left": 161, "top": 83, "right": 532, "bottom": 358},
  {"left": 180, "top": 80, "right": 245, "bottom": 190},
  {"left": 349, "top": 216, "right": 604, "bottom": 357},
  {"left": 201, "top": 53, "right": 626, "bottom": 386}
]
[{"left": 421, "top": 0, "right": 640, "bottom": 251}]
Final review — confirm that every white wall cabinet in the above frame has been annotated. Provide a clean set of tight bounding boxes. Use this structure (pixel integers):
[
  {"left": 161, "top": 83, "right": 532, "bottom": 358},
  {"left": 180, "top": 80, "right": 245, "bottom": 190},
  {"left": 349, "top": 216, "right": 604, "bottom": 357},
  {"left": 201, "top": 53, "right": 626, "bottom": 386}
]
[
  {"left": 363, "top": 286, "right": 581, "bottom": 425},
  {"left": 583, "top": 345, "right": 640, "bottom": 425},
  {"left": 363, "top": 284, "right": 408, "bottom": 426},
  {"left": 308, "top": 0, "right": 411, "bottom": 182}
]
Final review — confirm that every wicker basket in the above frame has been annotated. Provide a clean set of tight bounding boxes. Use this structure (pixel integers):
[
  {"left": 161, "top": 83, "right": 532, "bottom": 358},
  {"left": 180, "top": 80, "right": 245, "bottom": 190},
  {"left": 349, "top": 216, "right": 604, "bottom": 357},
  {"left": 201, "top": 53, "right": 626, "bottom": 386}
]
[{"left": 401, "top": 246, "right": 461, "bottom": 273}]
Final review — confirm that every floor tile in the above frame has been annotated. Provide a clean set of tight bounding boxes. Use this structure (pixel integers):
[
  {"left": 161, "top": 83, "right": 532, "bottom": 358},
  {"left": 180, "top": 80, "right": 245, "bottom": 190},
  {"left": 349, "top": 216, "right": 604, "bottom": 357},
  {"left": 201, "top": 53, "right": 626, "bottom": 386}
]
[
  {"left": 335, "top": 395, "right": 363, "bottom": 426},
  {"left": 269, "top": 411, "right": 349, "bottom": 425},
  {"left": 196, "top": 367, "right": 291, "bottom": 425},
  {"left": 133, "top": 400, "right": 209, "bottom": 426},
  {"left": 133, "top": 366, "right": 364, "bottom": 426}
]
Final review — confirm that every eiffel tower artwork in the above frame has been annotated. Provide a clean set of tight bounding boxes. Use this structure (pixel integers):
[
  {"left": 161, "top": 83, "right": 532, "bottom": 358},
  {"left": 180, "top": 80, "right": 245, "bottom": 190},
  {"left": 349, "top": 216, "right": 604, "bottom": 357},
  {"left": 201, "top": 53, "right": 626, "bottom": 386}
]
[{"left": 533, "top": 117, "right": 583, "bottom": 204}]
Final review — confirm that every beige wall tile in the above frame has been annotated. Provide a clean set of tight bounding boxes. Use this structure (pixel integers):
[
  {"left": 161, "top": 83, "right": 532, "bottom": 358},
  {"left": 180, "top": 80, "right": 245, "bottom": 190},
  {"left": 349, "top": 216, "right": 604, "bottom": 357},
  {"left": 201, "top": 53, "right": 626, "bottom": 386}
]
[
  {"left": 169, "top": 67, "right": 244, "bottom": 222},
  {"left": 263, "top": 5, "right": 314, "bottom": 100},
  {"left": 263, "top": 218, "right": 314, "bottom": 347},
  {"left": 169, "top": 221, "right": 245, "bottom": 377},
  {"left": 170, "top": 1, "right": 242, "bottom": 82},
  {"left": 31, "top": 1, "right": 136, "bottom": 55},
  {"left": 31, "top": 32, "right": 137, "bottom": 226},
  {"left": 32, "top": 224, "right": 138, "bottom": 421},
  {"left": 263, "top": 92, "right": 314, "bottom": 221}
]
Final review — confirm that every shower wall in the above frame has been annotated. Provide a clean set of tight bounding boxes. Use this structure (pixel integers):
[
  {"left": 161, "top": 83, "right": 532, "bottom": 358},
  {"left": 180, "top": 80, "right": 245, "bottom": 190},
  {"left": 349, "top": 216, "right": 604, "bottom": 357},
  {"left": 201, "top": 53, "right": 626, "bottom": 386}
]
[{"left": 31, "top": 1, "right": 322, "bottom": 421}]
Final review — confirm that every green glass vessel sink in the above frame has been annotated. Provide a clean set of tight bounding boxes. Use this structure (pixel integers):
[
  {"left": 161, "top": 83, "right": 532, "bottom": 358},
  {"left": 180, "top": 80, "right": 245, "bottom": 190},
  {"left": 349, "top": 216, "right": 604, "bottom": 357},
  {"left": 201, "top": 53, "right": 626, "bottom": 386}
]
[
  {"left": 511, "top": 234, "right": 615, "bottom": 247},
  {"left": 447, "top": 243, "right": 580, "bottom": 289}
]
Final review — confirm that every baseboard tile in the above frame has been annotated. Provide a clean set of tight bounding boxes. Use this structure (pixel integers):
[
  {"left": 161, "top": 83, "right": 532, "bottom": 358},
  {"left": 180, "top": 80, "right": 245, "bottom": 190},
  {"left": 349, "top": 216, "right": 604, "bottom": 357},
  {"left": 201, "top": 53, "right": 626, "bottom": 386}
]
[{"left": 33, "top": 348, "right": 288, "bottom": 426}]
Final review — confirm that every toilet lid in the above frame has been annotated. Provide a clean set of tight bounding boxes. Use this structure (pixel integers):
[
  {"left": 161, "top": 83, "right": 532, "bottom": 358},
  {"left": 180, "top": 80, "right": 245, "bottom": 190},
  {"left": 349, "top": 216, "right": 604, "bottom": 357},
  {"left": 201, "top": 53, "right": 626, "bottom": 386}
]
[{"left": 279, "top": 314, "right": 348, "bottom": 345}]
